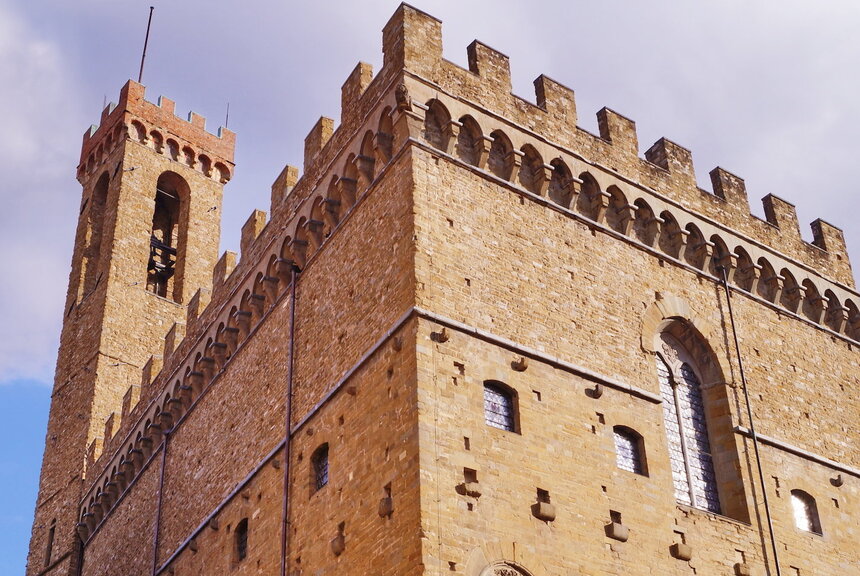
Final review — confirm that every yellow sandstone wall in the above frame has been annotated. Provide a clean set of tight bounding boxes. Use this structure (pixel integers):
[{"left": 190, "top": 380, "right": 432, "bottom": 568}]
[{"left": 29, "top": 5, "right": 858, "bottom": 576}]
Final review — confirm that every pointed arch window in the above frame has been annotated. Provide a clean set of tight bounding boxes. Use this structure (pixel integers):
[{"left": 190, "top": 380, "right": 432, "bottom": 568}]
[{"left": 657, "top": 334, "right": 721, "bottom": 513}]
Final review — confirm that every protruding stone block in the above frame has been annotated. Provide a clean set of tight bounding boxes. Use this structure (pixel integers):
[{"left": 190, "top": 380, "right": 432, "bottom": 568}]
[
  {"left": 187, "top": 288, "right": 212, "bottom": 328},
  {"left": 597, "top": 107, "right": 638, "bottom": 159},
  {"left": 604, "top": 521, "right": 629, "bottom": 542},
  {"left": 157, "top": 95, "right": 176, "bottom": 115},
  {"left": 382, "top": 4, "right": 442, "bottom": 77},
  {"left": 213, "top": 251, "right": 237, "bottom": 291},
  {"left": 271, "top": 164, "right": 300, "bottom": 209},
  {"left": 87, "top": 438, "right": 104, "bottom": 471},
  {"left": 187, "top": 111, "right": 205, "bottom": 129},
  {"left": 710, "top": 167, "right": 750, "bottom": 213},
  {"left": 645, "top": 138, "right": 697, "bottom": 191},
  {"left": 142, "top": 355, "right": 163, "bottom": 388},
  {"left": 164, "top": 322, "right": 186, "bottom": 359},
  {"left": 811, "top": 218, "right": 848, "bottom": 256},
  {"left": 531, "top": 502, "right": 556, "bottom": 522},
  {"left": 103, "top": 412, "right": 117, "bottom": 442},
  {"left": 304, "top": 117, "right": 334, "bottom": 173},
  {"left": 342, "top": 62, "right": 374, "bottom": 123},
  {"left": 241, "top": 209, "right": 267, "bottom": 256},
  {"left": 534, "top": 75, "right": 577, "bottom": 129},
  {"left": 670, "top": 542, "right": 692, "bottom": 561},
  {"left": 467, "top": 40, "right": 512, "bottom": 95},
  {"left": 121, "top": 384, "right": 141, "bottom": 421},
  {"left": 762, "top": 194, "right": 802, "bottom": 242}
]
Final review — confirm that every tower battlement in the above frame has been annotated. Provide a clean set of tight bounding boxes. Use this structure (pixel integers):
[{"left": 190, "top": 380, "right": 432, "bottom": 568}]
[
  {"left": 78, "top": 5, "right": 860, "bottom": 516},
  {"left": 31, "top": 6, "right": 859, "bottom": 576},
  {"left": 78, "top": 80, "right": 235, "bottom": 185}
]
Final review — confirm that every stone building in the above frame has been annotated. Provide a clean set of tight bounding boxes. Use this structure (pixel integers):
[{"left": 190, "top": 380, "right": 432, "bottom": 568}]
[{"left": 28, "top": 4, "right": 859, "bottom": 576}]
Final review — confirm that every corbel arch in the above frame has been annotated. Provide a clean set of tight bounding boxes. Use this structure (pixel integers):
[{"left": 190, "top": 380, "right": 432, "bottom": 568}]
[
  {"left": 456, "top": 114, "right": 484, "bottom": 167},
  {"left": 423, "top": 98, "right": 453, "bottom": 151},
  {"left": 518, "top": 144, "right": 546, "bottom": 196},
  {"left": 547, "top": 157, "right": 575, "bottom": 208},
  {"left": 575, "top": 171, "right": 602, "bottom": 221},
  {"left": 376, "top": 106, "right": 394, "bottom": 164}
]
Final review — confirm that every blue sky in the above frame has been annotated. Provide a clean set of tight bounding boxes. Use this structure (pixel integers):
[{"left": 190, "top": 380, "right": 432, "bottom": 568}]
[{"left": 2, "top": 0, "right": 859, "bottom": 572}]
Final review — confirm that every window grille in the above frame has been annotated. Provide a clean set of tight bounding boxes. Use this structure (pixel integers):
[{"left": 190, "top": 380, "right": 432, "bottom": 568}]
[
  {"left": 312, "top": 444, "right": 329, "bottom": 491},
  {"left": 657, "top": 354, "right": 720, "bottom": 513},
  {"left": 235, "top": 518, "right": 248, "bottom": 561},
  {"left": 483, "top": 382, "right": 515, "bottom": 431},
  {"left": 613, "top": 427, "right": 644, "bottom": 475},
  {"left": 791, "top": 490, "right": 822, "bottom": 534},
  {"left": 44, "top": 520, "right": 56, "bottom": 567}
]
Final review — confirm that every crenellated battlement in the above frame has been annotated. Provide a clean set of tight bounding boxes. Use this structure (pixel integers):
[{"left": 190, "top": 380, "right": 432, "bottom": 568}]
[
  {"left": 77, "top": 80, "right": 235, "bottom": 185},
  {"left": 367, "top": 4, "right": 854, "bottom": 288},
  {"left": 74, "top": 3, "right": 860, "bottom": 542}
]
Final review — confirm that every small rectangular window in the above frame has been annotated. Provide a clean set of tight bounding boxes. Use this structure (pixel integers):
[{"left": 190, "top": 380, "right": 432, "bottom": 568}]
[
  {"left": 235, "top": 518, "right": 249, "bottom": 562},
  {"left": 312, "top": 443, "right": 329, "bottom": 492},
  {"left": 483, "top": 381, "right": 515, "bottom": 432},
  {"left": 44, "top": 521, "right": 56, "bottom": 567},
  {"left": 613, "top": 427, "right": 646, "bottom": 475}
]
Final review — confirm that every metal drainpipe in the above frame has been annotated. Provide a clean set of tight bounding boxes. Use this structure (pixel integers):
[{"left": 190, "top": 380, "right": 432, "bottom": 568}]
[
  {"left": 280, "top": 266, "right": 299, "bottom": 576},
  {"left": 151, "top": 430, "right": 170, "bottom": 576},
  {"left": 670, "top": 377, "right": 698, "bottom": 508},
  {"left": 74, "top": 532, "right": 85, "bottom": 576},
  {"left": 719, "top": 266, "right": 782, "bottom": 576}
]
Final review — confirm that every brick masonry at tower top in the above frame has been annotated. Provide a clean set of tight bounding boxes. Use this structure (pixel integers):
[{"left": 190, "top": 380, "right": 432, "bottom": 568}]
[{"left": 78, "top": 80, "right": 235, "bottom": 184}]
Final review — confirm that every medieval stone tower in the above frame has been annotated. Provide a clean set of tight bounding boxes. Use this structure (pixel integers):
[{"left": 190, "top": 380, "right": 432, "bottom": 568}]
[
  {"left": 28, "top": 80, "right": 234, "bottom": 575},
  {"left": 29, "top": 5, "right": 859, "bottom": 576}
]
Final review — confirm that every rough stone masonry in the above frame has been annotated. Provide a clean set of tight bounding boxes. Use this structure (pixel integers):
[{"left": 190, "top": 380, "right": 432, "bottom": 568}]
[{"left": 28, "top": 4, "right": 859, "bottom": 576}]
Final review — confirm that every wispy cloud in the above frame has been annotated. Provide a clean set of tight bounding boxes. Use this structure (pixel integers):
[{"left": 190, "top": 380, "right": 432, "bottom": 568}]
[
  {"left": 0, "top": 1, "right": 86, "bottom": 384},
  {"left": 2, "top": 0, "right": 858, "bottom": 389}
]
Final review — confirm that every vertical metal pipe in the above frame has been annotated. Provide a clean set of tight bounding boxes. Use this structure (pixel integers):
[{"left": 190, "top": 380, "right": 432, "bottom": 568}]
[
  {"left": 73, "top": 532, "right": 85, "bottom": 576},
  {"left": 138, "top": 7, "right": 155, "bottom": 84},
  {"left": 719, "top": 266, "right": 781, "bottom": 576},
  {"left": 280, "top": 266, "right": 299, "bottom": 576},
  {"left": 151, "top": 431, "right": 169, "bottom": 576},
  {"left": 670, "top": 378, "right": 697, "bottom": 508}
]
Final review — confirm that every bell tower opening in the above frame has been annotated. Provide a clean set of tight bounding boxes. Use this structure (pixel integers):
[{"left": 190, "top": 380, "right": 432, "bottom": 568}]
[
  {"left": 27, "top": 79, "right": 234, "bottom": 576},
  {"left": 147, "top": 171, "right": 190, "bottom": 302}
]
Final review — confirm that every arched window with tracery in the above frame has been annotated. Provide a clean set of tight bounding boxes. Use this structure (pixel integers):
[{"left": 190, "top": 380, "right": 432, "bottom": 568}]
[
  {"left": 791, "top": 489, "right": 822, "bottom": 534},
  {"left": 480, "top": 561, "right": 533, "bottom": 576},
  {"left": 657, "top": 333, "right": 721, "bottom": 513},
  {"left": 147, "top": 172, "right": 189, "bottom": 302}
]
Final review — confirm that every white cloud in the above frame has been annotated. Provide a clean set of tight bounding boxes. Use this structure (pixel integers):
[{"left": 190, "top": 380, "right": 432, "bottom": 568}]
[
  {"left": 2, "top": 0, "right": 858, "bottom": 388},
  {"left": 0, "top": 1, "right": 85, "bottom": 384}
]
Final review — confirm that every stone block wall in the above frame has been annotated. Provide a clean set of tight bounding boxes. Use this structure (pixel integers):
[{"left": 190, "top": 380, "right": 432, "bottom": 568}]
[{"left": 29, "top": 5, "right": 858, "bottom": 576}]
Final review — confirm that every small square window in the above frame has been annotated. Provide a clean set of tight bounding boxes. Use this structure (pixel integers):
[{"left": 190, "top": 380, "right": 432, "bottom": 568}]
[{"left": 483, "top": 381, "right": 516, "bottom": 432}]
